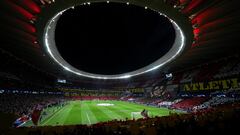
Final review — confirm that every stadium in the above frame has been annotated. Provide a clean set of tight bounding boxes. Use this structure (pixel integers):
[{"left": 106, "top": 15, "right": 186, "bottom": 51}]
[{"left": 0, "top": 0, "right": 240, "bottom": 135}]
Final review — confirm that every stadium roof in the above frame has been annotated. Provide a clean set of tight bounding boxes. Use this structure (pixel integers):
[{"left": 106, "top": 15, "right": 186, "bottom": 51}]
[{"left": 0, "top": 0, "right": 239, "bottom": 85}]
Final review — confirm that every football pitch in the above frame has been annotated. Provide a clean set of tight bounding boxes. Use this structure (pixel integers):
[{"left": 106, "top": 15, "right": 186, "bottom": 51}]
[{"left": 24, "top": 100, "right": 180, "bottom": 126}]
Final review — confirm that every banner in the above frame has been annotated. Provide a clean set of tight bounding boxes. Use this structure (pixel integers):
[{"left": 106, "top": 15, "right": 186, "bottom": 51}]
[{"left": 181, "top": 78, "right": 239, "bottom": 91}]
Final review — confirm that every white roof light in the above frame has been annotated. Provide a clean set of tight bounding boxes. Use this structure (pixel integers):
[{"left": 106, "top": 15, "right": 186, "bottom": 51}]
[{"left": 120, "top": 75, "right": 131, "bottom": 79}]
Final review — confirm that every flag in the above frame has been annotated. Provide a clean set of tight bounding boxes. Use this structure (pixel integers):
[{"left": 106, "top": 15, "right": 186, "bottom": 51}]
[
  {"left": 31, "top": 104, "right": 43, "bottom": 126},
  {"left": 13, "top": 115, "right": 29, "bottom": 128}
]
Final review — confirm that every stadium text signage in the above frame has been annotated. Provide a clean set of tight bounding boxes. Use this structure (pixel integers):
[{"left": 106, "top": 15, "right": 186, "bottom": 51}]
[{"left": 183, "top": 78, "right": 239, "bottom": 91}]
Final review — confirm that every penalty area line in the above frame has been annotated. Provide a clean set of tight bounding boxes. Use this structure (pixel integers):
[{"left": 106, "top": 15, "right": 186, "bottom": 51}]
[
  {"left": 86, "top": 113, "right": 91, "bottom": 125},
  {"left": 41, "top": 105, "right": 66, "bottom": 126}
]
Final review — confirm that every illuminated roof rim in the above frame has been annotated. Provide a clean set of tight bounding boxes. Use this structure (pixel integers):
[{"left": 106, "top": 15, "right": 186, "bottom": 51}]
[{"left": 43, "top": 1, "right": 187, "bottom": 80}]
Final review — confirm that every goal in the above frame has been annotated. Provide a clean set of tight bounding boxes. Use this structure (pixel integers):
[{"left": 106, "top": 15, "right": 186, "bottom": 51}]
[{"left": 131, "top": 111, "right": 152, "bottom": 119}]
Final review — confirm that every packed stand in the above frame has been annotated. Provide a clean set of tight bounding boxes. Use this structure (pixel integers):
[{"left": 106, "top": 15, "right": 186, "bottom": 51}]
[
  {"left": 0, "top": 93, "right": 65, "bottom": 117},
  {"left": 213, "top": 57, "right": 240, "bottom": 79},
  {"left": 168, "top": 55, "right": 240, "bottom": 85},
  {"left": 170, "top": 97, "right": 208, "bottom": 111}
]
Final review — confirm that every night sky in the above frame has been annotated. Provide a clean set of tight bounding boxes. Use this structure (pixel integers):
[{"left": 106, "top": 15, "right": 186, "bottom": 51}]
[{"left": 55, "top": 2, "right": 175, "bottom": 75}]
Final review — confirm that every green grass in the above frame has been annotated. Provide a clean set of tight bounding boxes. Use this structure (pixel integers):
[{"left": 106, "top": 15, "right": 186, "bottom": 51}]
[{"left": 24, "top": 100, "right": 180, "bottom": 126}]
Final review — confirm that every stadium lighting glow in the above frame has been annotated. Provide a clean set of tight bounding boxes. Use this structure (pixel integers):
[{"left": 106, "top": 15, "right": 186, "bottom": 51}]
[{"left": 43, "top": 2, "right": 187, "bottom": 80}]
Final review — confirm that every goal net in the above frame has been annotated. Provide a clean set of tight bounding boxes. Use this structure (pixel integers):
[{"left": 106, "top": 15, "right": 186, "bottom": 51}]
[
  {"left": 131, "top": 112, "right": 143, "bottom": 119},
  {"left": 131, "top": 111, "right": 152, "bottom": 119}
]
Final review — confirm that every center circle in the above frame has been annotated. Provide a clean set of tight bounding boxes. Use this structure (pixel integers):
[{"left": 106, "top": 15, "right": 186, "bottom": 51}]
[{"left": 55, "top": 2, "right": 175, "bottom": 75}]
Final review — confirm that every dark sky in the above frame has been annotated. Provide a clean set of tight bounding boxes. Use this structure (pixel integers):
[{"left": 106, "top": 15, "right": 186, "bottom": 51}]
[{"left": 55, "top": 2, "right": 175, "bottom": 75}]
